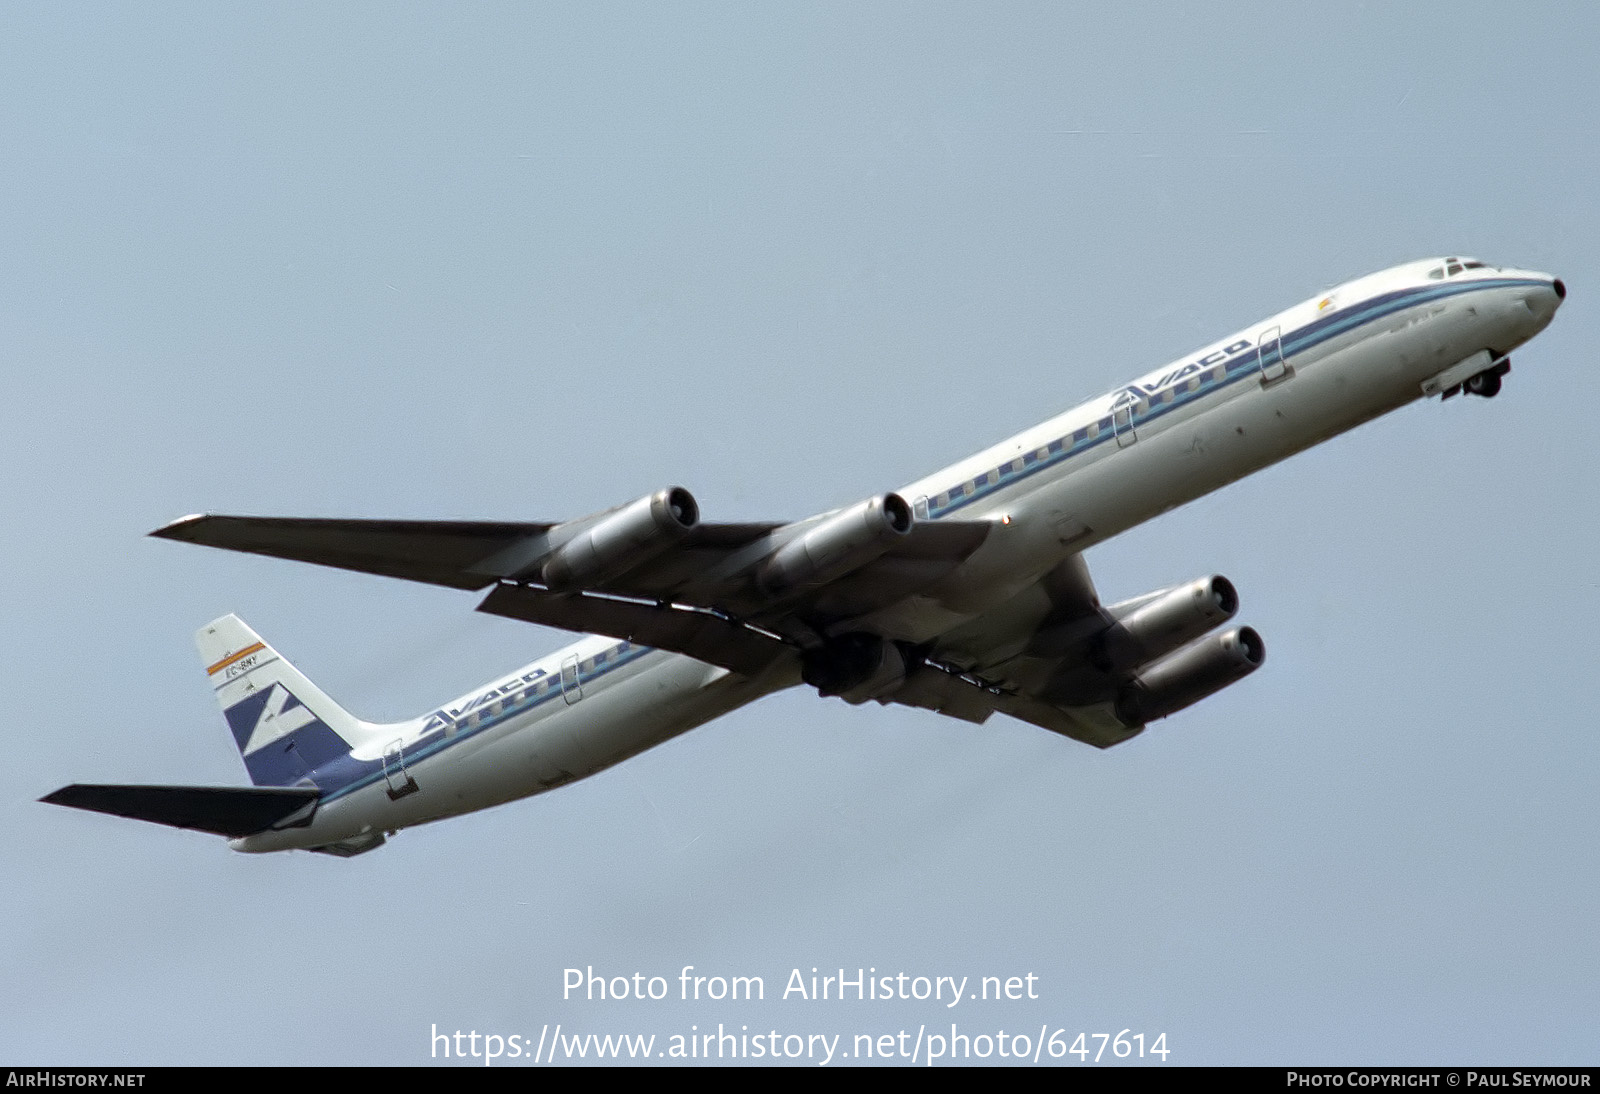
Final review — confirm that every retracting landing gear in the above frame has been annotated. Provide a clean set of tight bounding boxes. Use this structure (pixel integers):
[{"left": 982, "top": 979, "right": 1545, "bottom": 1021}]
[
  {"left": 1436, "top": 355, "right": 1511, "bottom": 400},
  {"left": 1462, "top": 358, "right": 1511, "bottom": 398}
]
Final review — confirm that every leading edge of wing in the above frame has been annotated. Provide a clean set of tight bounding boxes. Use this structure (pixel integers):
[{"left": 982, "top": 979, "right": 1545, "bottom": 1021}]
[
  {"left": 151, "top": 514, "right": 555, "bottom": 590},
  {"left": 150, "top": 514, "right": 787, "bottom": 593}
]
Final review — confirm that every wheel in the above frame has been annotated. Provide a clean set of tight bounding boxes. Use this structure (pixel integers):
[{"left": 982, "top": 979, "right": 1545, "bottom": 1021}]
[{"left": 1465, "top": 368, "right": 1503, "bottom": 398}]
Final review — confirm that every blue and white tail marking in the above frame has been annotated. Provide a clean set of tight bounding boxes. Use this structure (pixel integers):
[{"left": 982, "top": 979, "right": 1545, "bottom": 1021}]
[{"left": 199, "top": 615, "right": 378, "bottom": 788}]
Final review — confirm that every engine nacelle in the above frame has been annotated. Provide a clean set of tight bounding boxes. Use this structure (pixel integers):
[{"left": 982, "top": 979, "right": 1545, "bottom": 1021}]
[
  {"left": 758, "top": 492, "right": 913, "bottom": 595},
  {"left": 1095, "top": 575, "right": 1240, "bottom": 673},
  {"left": 801, "top": 632, "right": 907, "bottom": 704},
  {"left": 541, "top": 486, "right": 699, "bottom": 592},
  {"left": 1113, "top": 625, "right": 1264, "bottom": 727}
]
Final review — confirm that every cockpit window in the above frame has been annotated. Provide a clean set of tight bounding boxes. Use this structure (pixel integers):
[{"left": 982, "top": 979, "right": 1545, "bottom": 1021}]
[
  {"left": 1433, "top": 257, "right": 1491, "bottom": 279},
  {"left": 1430, "top": 258, "right": 1487, "bottom": 280}
]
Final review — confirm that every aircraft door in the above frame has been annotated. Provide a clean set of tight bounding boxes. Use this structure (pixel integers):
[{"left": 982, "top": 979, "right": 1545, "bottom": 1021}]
[
  {"left": 382, "top": 739, "right": 419, "bottom": 800},
  {"left": 1113, "top": 401, "right": 1138, "bottom": 448},
  {"left": 1258, "top": 326, "right": 1291, "bottom": 386},
  {"left": 560, "top": 654, "right": 584, "bottom": 704}
]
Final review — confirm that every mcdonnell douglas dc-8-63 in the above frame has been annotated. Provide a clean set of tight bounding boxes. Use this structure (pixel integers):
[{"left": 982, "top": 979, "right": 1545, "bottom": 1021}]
[{"left": 45, "top": 257, "right": 1565, "bottom": 856}]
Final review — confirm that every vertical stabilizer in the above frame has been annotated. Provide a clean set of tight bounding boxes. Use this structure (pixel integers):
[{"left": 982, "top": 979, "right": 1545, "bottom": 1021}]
[{"left": 198, "top": 615, "right": 379, "bottom": 787}]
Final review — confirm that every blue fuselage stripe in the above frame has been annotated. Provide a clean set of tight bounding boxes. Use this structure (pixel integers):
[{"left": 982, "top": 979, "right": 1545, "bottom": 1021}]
[
  {"left": 928, "top": 278, "right": 1534, "bottom": 518},
  {"left": 310, "top": 643, "right": 656, "bottom": 802}
]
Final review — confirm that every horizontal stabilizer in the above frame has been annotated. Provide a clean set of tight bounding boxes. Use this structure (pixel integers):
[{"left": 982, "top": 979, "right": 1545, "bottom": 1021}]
[
  {"left": 42, "top": 784, "right": 320, "bottom": 838},
  {"left": 151, "top": 515, "right": 551, "bottom": 590}
]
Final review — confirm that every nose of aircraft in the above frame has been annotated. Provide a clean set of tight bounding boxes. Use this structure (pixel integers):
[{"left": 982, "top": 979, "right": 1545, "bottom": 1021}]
[{"left": 1522, "top": 273, "right": 1565, "bottom": 326}]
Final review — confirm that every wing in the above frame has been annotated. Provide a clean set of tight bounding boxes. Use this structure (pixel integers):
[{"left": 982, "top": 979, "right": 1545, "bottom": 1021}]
[
  {"left": 885, "top": 658, "right": 1143, "bottom": 749},
  {"left": 886, "top": 559, "right": 1263, "bottom": 747},
  {"left": 152, "top": 515, "right": 557, "bottom": 590},
  {"left": 153, "top": 488, "right": 994, "bottom": 677},
  {"left": 153, "top": 493, "right": 1260, "bottom": 741},
  {"left": 151, "top": 513, "right": 782, "bottom": 592},
  {"left": 877, "top": 553, "right": 1141, "bottom": 748}
]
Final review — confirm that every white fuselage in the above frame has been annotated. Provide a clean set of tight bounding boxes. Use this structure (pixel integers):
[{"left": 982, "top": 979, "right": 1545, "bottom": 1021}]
[{"left": 234, "top": 259, "right": 1563, "bottom": 853}]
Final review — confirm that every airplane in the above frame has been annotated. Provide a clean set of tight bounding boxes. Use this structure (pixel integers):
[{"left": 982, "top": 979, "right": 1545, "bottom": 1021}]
[{"left": 44, "top": 256, "right": 1565, "bottom": 856}]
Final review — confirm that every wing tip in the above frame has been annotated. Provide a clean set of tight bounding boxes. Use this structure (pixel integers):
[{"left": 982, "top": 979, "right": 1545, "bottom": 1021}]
[
  {"left": 39, "top": 784, "right": 76, "bottom": 805},
  {"left": 149, "top": 513, "right": 213, "bottom": 540}
]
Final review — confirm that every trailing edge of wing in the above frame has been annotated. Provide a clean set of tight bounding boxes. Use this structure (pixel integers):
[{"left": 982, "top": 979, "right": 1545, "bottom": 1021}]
[
  {"left": 42, "top": 784, "right": 321, "bottom": 838},
  {"left": 889, "top": 663, "right": 1142, "bottom": 749},
  {"left": 477, "top": 584, "right": 791, "bottom": 677},
  {"left": 151, "top": 515, "right": 552, "bottom": 590},
  {"left": 986, "top": 691, "right": 1142, "bottom": 749}
]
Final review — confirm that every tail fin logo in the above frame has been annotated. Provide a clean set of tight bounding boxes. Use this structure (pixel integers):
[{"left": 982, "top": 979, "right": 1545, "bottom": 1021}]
[{"left": 226, "top": 683, "right": 318, "bottom": 756}]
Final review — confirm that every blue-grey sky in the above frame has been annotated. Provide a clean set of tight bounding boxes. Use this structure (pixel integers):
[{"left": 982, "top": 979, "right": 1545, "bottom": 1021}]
[{"left": 4, "top": 3, "right": 1595, "bottom": 1066}]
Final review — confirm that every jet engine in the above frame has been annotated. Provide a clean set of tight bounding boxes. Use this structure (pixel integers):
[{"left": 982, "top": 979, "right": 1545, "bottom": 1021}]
[
  {"left": 1113, "top": 626, "right": 1265, "bottom": 727},
  {"left": 1094, "top": 575, "right": 1240, "bottom": 672},
  {"left": 541, "top": 486, "right": 699, "bottom": 592},
  {"left": 758, "top": 492, "right": 913, "bottom": 595}
]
